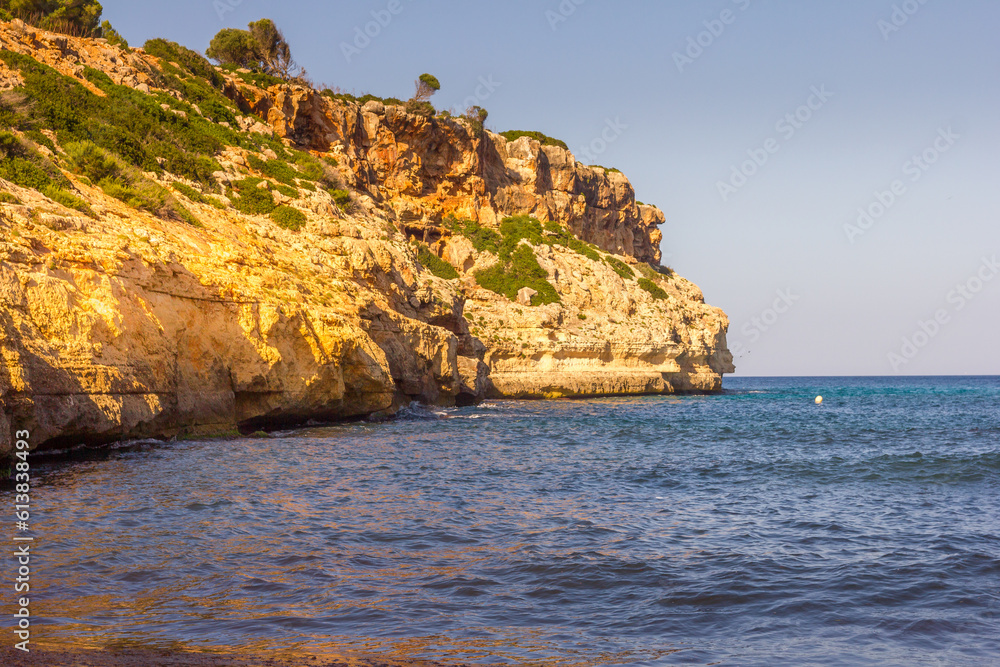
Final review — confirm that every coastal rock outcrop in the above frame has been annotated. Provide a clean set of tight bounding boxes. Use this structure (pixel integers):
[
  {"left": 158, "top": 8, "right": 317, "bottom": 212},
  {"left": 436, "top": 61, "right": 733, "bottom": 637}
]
[{"left": 0, "top": 21, "right": 732, "bottom": 456}]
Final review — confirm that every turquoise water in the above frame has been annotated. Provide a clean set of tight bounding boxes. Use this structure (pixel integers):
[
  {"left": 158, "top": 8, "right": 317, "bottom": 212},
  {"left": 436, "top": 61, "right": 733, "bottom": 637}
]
[{"left": 16, "top": 377, "right": 1000, "bottom": 665}]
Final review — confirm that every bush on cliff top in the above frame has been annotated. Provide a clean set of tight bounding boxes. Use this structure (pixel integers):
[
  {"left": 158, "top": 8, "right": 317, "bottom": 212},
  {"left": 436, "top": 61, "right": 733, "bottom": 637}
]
[{"left": 500, "top": 130, "right": 568, "bottom": 150}]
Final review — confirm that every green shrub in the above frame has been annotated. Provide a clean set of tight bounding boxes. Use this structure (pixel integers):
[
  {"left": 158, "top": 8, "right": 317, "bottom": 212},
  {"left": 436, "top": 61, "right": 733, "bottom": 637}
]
[
  {"left": 24, "top": 129, "right": 55, "bottom": 151},
  {"left": 328, "top": 188, "right": 351, "bottom": 210},
  {"left": 171, "top": 181, "right": 225, "bottom": 209},
  {"left": 604, "top": 255, "right": 635, "bottom": 280},
  {"left": 42, "top": 185, "right": 95, "bottom": 217},
  {"left": 232, "top": 186, "right": 276, "bottom": 215},
  {"left": 498, "top": 215, "right": 544, "bottom": 246},
  {"left": 247, "top": 154, "right": 299, "bottom": 186},
  {"left": 100, "top": 178, "right": 166, "bottom": 213},
  {"left": 0, "top": 51, "right": 242, "bottom": 190},
  {"left": 0, "top": 156, "right": 51, "bottom": 189},
  {"left": 270, "top": 205, "right": 306, "bottom": 231},
  {"left": 577, "top": 313, "right": 587, "bottom": 320},
  {"left": 172, "top": 202, "right": 201, "bottom": 226},
  {"left": 417, "top": 246, "right": 459, "bottom": 280},
  {"left": 500, "top": 130, "right": 568, "bottom": 150},
  {"left": 475, "top": 244, "right": 560, "bottom": 306},
  {"left": 535, "top": 217, "right": 601, "bottom": 262},
  {"left": 144, "top": 39, "right": 223, "bottom": 87},
  {"left": 564, "top": 237, "right": 600, "bottom": 262},
  {"left": 0, "top": 192, "right": 20, "bottom": 204},
  {"left": 7, "top": 0, "right": 103, "bottom": 35},
  {"left": 64, "top": 140, "right": 122, "bottom": 183},
  {"left": 228, "top": 67, "right": 285, "bottom": 89},
  {"left": 274, "top": 183, "right": 297, "bottom": 198},
  {"left": 450, "top": 218, "right": 501, "bottom": 255},
  {"left": 405, "top": 100, "right": 435, "bottom": 117},
  {"left": 592, "top": 165, "right": 622, "bottom": 174},
  {"left": 321, "top": 90, "right": 403, "bottom": 108},
  {"left": 462, "top": 106, "right": 489, "bottom": 138},
  {"left": 298, "top": 180, "right": 316, "bottom": 192},
  {"left": 292, "top": 151, "right": 325, "bottom": 181},
  {"left": 100, "top": 20, "right": 128, "bottom": 49},
  {"left": 639, "top": 278, "right": 668, "bottom": 301}
]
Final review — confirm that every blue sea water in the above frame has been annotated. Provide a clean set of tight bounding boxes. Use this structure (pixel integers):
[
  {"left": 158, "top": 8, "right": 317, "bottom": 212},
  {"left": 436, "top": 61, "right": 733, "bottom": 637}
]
[{"left": 14, "top": 376, "right": 1000, "bottom": 665}]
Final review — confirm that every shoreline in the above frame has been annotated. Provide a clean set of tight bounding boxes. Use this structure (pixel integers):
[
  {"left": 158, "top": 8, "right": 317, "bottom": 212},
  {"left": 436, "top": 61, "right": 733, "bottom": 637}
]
[{"left": 15, "top": 390, "right": 727, "bottom": 464}]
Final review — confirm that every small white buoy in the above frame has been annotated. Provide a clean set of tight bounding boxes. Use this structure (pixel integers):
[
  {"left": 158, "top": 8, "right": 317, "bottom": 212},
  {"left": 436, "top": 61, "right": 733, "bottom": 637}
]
[{"left": 815, "top": 396, "right": 823, "bottom": 405}]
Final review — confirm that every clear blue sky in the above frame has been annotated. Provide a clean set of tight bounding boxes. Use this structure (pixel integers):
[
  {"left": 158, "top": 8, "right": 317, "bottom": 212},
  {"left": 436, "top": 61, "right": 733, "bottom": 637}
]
[{"left": 101, "top": 0, "right": 1000, "bottom": 376}]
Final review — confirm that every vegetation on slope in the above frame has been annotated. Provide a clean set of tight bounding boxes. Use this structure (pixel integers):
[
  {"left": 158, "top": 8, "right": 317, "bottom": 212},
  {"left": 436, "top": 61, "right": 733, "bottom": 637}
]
[
  {"left": 0, "top": 37, "right": 350, "bottom": 228},
  {"left": 499, "top": 130, "right": 568, "bottom": 150},
  {"left": 417, "top": 245, "right": 459, "bottom": 280}
]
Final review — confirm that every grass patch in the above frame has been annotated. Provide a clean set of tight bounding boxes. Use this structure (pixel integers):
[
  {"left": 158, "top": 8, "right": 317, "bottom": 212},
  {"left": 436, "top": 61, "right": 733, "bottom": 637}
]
[
  {"left": 270, "top": 205, "right": 306, "bottom": 231},
  {"left": 636, "top": 263, "right": 675, "bottom": 281},
  {"left": 0, "top": 192, "right": 21, "bottom": 204},
  {"left": 639, "top": 278, "right": 668, "bottom": 301},
  {"left": 171, "top": 182, "right": 225, "bottom": 209},
  {"left": 42, "top": 185, "right": 95, "bottom": 217},
  {"left": 604, "top": 255, "right": 635, "bottom": 280}
]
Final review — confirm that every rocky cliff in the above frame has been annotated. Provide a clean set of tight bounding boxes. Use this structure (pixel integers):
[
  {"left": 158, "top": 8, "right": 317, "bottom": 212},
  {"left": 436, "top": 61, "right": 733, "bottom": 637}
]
[{"left": 0, "top": 20, "right": 733, "bottom": 456}]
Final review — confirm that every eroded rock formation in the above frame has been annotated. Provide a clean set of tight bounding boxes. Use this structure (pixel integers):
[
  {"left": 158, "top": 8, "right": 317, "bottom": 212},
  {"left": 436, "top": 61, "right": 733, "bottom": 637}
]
[{"left": 0, "top": 21, "right": 732, "bottom": 456}]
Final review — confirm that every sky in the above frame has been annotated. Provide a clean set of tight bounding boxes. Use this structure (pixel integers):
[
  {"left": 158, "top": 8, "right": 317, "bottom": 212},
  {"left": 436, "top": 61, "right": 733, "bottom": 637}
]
[{"left": 100, "top": 0, "right": 1000, "bottom": 376}]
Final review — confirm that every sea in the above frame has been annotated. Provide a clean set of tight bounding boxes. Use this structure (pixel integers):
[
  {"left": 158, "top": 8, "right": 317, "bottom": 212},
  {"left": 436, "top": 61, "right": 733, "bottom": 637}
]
[{"left": 11, "top": 376, "right": 1000, "bottom": 665}]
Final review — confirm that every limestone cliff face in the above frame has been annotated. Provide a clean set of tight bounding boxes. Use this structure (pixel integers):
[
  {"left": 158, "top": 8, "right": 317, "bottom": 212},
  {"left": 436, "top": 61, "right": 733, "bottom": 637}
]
[
  {"left": 247, "top": 89, "right": 665, "bottom": 265},
  {"left": 0, "top": 190, "right": 488, "bottom": 453},
  {"left": 0, "top": 22, "right": 732, "bottom": 456}
]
